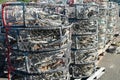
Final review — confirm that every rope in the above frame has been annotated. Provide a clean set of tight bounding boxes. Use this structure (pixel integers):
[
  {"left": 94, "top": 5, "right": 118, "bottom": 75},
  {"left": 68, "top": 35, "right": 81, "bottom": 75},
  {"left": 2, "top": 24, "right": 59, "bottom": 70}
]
[{"left": 2, "top": 3, "right": 14, "bottom": 80}]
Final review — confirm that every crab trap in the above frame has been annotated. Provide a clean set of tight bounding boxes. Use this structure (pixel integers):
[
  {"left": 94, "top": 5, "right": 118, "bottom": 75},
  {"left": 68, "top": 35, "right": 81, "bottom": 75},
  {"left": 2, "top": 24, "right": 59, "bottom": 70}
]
[
  {"left": 2, "top": 2, "right": 72, "bottom": 80},
  {"left": 98, "top": 2, "right": 108, "bottom": 49},
  {"left": 69, "top": 3, "right": 99, "bottom": 79},
  {"left": 106, "top": 2, "right": 119, "bottom": 42}
]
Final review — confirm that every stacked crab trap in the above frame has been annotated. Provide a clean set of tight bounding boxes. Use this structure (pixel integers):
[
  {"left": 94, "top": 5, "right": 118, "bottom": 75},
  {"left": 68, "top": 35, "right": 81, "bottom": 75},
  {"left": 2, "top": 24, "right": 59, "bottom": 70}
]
[
  {"left": 114, "top": 2, "right": 119, "bottom": 34},
  {"left": 68, "top": 3, "right": 99, "bottom": 79},
  {"left": 2, "top": 2, "right": 72, "bottom": 80},
  {"left": 1, "top": 1, "right": 119, "bottom": 80},
  {"left": 106, "top": 2, "right": 119, "bottom": 42},
  {"left": 98, "top": 2, "right": 108, "bottom": 49}
]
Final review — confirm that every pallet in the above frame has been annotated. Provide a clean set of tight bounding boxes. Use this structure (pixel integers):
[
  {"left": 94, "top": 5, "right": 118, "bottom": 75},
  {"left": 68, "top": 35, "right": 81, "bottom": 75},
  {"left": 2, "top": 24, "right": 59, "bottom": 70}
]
[
  {"left": 74, "top": 67, "right": 105, "bottom": 80},
  {"left": 2, "top": 67, "right": 106, "bottom": 80},
  {"left": 86, "top": 67, "right": 105, "bottom": 80},
  {"left": 96, "top": 41, "right": 111, "bottom": 65},
  {"left": 96, "top": 36, "right": 118, "bottom": 65}
]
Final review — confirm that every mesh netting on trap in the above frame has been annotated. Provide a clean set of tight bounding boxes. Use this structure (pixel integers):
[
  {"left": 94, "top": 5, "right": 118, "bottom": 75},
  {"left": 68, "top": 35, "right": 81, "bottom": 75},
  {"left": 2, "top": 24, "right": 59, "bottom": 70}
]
[
  {"left": 3, "top": 3, "right": 69, "bottom": 28},
  {"left": 6, "top": 23, "right": 72, "bottom": 80},
  {"left": 69, "top": 4, "right": 98, "bottom": 78},
  {"left": 2, "top": 2, "right": 72, "bottom": 80},
  {"left": 98, "top": 3, "right": 108, "bottom": 49}
]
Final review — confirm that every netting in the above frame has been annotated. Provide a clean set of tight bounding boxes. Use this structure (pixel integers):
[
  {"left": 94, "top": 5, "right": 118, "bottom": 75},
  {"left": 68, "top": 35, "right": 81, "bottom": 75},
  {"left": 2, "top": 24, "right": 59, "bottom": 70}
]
[
  {"left": 2, "top": 2, "right": 72, "bottom": 80},
  {"left": 69, "top": 3, "right": 99, "bottom": 78}
]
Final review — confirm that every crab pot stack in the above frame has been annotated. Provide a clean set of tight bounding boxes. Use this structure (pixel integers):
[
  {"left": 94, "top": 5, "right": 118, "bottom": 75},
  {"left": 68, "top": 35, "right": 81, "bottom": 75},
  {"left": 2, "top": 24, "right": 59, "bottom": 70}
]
[
  {"left": 2, "top": 3, "right": 72, "bottom": 80},
  {"left": 106, "top": 2, "right": 119, "bottom": 42},
  {"left": 113, "top": 2, "right": 119, "bottom": 33},
  {"left": 69, "top": 4, "right": 99, "bottom": 79},
  {"left": 98, "top": 2, "right": 108, "bottom": 49}
]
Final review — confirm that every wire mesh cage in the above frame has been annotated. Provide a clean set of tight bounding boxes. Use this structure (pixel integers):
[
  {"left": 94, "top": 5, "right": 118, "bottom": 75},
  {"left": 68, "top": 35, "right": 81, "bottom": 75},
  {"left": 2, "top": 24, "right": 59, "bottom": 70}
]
[
  {"left": 2, "top": 2, "right": 72, "bottom": 80},
  {"left": 69, "top": 3, "right": 99, "bottom": 79},
  {"left": 106, "top": 2, "right": 119, "bottom": 42},
  {"left": 72, "top": 35, "right": 97, "bottom": 50},
  {"left": 2, "top": 3, "right": 24, "bottom": 27},
  {"left": 98, "top": 1, "right": 108, "bottom": 49},
  {"left": 2, "top": 2, "right": 69, "bottom": 28},
  {"left": 114, "top": 2, "right": 119, "bottom": 33},
  {"left": 69, "top": 63, "right": 95, "bottom": 79},
  {"left": 9, "top": 27, "right": 71, "bottom": 51},
  {"left": 12, "top": 69, "right": 70, "bottom": 80},
  {"left": 10, "top": 48, "right": 71, "bottom": 80},
  {"left": 1, "top": 1, "right": 118, "bottom": 80},
  {"left": 39, "top": 0, "right": 67, "bottom": 5},
  {"left": 72, "top": 49, "right": 97, "bottom": 64}
]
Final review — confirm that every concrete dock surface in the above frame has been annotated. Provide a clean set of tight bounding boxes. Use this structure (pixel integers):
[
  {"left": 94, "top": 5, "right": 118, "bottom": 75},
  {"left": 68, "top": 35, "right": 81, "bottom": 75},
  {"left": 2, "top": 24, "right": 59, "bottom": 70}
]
[
  {"left": 98, "top": 35, "right": 120, "bottom": 80},
  {"left": 98, "top": 53, "right": 120, "bottom": 80}
]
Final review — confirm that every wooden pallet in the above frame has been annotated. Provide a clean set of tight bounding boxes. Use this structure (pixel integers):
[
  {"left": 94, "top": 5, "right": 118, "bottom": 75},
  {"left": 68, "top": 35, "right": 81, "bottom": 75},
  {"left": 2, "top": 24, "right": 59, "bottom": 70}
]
[
  {"left": 96, "top": 36, "right": 118, "bottom": 65},
  {"left": 96, "top": 42, "right": 112, "bottom": 65},
  {"left": 87, "top": 67, "right": 105, "bottom": 80},
  {"left": 74, "top": 67, "right": 105, "bottom": 80}
]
